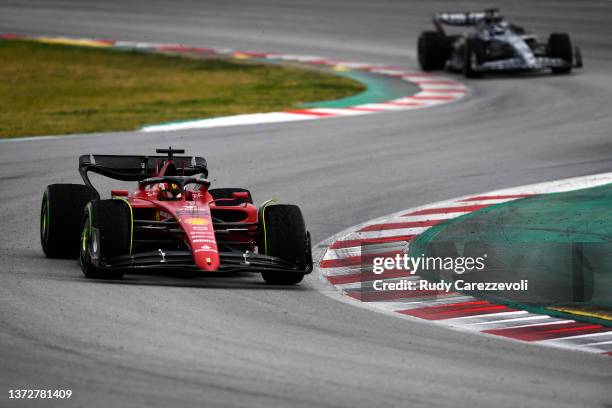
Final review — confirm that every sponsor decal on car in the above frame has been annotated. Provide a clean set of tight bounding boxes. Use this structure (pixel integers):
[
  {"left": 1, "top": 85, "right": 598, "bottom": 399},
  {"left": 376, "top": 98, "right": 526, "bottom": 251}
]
[
  {"left": 194, "top": 248, "right": 218, "bottom": 253},
  {"left": 190, "top": 231, "right": 213, "bottom": 236},
  {"left": 177, "top": 208, "right": 210, "bottom": 216},
  {"left": 192, "top": 239, "right": 216, "bottom": 244},
  {"left": 183, "top": 217, "right": 209, "bottom": 226}
]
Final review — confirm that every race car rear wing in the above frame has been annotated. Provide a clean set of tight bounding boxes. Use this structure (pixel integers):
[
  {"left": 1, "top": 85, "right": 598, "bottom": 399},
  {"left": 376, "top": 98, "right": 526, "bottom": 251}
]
[
  {"left": 78, "top": 154, "right": 208, "bottom": 197},
  {"left": 433, "top": 9, "right": 502, "bottom": 33}
]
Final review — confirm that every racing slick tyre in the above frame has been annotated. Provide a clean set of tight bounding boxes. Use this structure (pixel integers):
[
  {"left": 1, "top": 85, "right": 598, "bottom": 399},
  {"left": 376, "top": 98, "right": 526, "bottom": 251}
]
[
  {"left": 463, "top": 39, "right": 483, "bottom": 78},
  {"left": 258, "top": 204, "right": 312, "bottom": 285},
  {"left": 548, "top": 33, "right": 573, "bottom": 74},
  {"left": 79, "top": 199, "right": 131, "bottom": 280},
  {"left": 417, "top": 31, "right": 448, "bottom": 71},
  {"left": 209, "top": 188, "right": 253, "bottom": 205},
  {"left": 40, "top": 184, "right": 96, "bottom": 259}
]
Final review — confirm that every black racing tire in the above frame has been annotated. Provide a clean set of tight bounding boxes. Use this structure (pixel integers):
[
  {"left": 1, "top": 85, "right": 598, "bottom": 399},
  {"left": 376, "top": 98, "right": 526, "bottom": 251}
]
[
  {"left": 417, "top": 31, "right": 449, "bottom": 71},
  {"left": 463, "top": 39, "right": 483, "bottom": 78},
  {"left": 40, "top": 184, "right": 96, "bottom": 259},
  {"left": 209, "top": 188, "right": 253, "bottom": 205},
  {"left": 548, "top": 33, "right": 573, "bottom": 74},
  {"left": 79, "top": 199, "right": 131, "bottom": 280},
  {"left": 258, "top": 204, "right": 311, "bottom": 285}
]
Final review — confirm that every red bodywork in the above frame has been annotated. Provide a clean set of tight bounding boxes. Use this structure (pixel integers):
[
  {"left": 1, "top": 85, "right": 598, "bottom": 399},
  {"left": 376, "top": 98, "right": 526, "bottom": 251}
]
[{"left": 118, "top": 160, "right": 258, "bottom": 272}]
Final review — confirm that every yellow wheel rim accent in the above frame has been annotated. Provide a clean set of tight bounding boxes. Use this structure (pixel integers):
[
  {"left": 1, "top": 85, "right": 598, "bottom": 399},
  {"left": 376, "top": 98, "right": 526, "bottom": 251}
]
[
  {"left": 260, "top": 199, "right": 278, "bottom": 255},
  {"left": 81, "top": 223, "right": 88, "bottom": 252}
]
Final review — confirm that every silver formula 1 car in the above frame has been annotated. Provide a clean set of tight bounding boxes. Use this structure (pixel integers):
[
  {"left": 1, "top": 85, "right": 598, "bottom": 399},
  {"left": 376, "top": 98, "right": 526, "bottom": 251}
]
[{"left": 417, "top": 9, "right": 583, "bottom": 78}]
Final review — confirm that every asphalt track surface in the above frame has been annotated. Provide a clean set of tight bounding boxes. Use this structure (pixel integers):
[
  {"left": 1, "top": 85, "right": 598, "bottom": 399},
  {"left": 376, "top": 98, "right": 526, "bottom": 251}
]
[{"left": 1, "top": 1, "right": 612, "bottom": 407}]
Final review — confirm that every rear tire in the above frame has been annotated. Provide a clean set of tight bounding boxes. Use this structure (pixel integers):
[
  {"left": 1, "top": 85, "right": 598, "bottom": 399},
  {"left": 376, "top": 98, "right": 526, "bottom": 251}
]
[
  {"left": 79, "top": 200, "right": 131, "bottom": 279},
  {"left": 548, "top": 33, "right": 573, "bottom": 74},
  {"left": 40, "top": 184, "right": 96, "bottom": 259},
  {"left": 258, "top": 204, "right": 311, "bottom": 285},
  {"left": 417, "top": 31, "right": 449, "bottom": 71},
  {"left": 209, "top": 188, "right": 253, "bottom": 205}
]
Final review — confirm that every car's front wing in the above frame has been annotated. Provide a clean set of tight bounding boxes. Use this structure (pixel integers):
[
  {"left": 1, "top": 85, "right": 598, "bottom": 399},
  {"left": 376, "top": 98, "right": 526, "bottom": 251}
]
[
  {"left": 476, "top": 56, "right": 575, "bottom": 72},
  {"left": 97, "top": 250, "right": 312, "bottom": 274}
]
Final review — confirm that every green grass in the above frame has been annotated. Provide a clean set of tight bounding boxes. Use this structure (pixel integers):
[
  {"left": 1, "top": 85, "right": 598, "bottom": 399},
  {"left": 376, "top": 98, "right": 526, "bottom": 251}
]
[{"left": 0, "top": 40, "right": 365, "bottom": 137}]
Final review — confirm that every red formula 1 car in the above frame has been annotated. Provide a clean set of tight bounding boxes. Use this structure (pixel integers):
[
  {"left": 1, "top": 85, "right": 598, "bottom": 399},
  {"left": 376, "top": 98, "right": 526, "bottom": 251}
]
[{"left": 40, "top": 147, "right": 312, "bottom": 284}]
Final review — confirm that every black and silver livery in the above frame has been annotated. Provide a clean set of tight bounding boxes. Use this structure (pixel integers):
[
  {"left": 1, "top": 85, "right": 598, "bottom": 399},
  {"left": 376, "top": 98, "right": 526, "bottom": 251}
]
[{"left": 418, "top": 9, "right": 583, "bottom": 77}]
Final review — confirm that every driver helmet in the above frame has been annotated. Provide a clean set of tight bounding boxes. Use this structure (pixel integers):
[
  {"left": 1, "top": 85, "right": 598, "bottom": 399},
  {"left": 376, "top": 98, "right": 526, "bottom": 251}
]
[
  {"left": 491, "top": 21, "right": 508, "bottom": 34},
  {"left": 160, "top": 182, "right": 183, "bottom": 200}
]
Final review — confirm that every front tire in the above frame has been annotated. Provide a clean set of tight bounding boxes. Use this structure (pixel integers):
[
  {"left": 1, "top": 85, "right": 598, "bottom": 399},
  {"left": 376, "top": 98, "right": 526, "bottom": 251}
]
[
  {"left": 463, "top": 39, "right": 482, "bottom": 78},
  {"left": 40, "top": 184, "right": 96, "bottom": 259},
  {"left": 548, "top": 33, "right": 573, "bottom": 74},
  {"left": 417, "top": 31, "right": 449, "bottom": 71},
  {"left": 79, "top": 199, "right": 131, "bottom": 279},
  {"left": 258, "top": 204, "right": 311, "bottom": 285}
]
